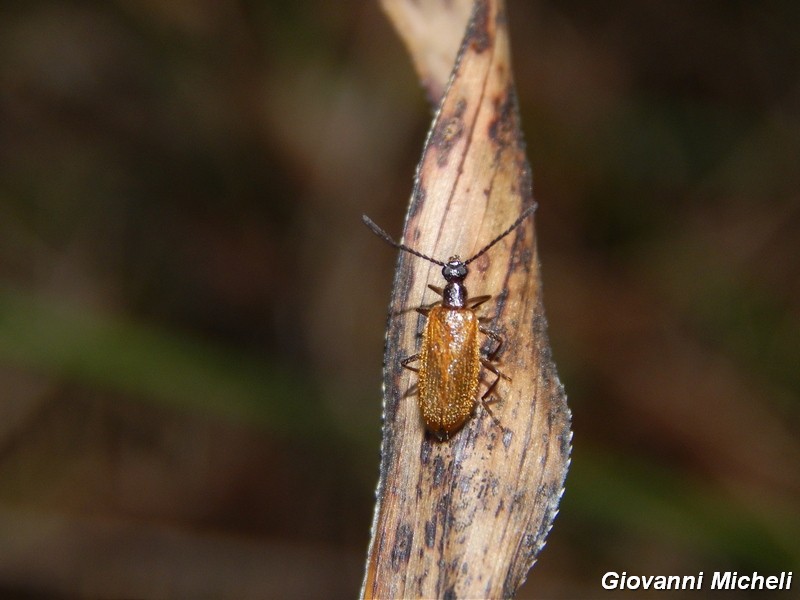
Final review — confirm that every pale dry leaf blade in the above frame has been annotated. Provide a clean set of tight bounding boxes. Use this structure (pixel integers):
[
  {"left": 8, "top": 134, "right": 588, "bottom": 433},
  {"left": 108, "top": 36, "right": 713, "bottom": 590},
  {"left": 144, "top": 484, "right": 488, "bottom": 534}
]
[
  {"left": 363, "top": 1, "right": 571, "bottom": 598},
  {"left": 380, "top": 0, "right": 474, "bottom": 104}
]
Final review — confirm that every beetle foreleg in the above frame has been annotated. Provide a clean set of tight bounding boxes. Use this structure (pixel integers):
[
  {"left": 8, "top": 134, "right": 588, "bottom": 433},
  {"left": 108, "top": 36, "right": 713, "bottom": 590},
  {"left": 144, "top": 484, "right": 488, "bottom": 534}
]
[
  {"left": 427, "top": 284, "right": 443, "bottom": 296},
  {"left": 417, "top": 291, "right": 442, "bottom": 315},
  {"left": 469, "top": 294, "right": 492, "bottom": 309}
]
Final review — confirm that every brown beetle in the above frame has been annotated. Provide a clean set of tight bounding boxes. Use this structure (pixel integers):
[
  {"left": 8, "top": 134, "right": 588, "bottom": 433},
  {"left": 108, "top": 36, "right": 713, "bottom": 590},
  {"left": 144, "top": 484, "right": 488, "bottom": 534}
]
[{"left": 363, "top": 204, "right": 536, "bottom": 438}]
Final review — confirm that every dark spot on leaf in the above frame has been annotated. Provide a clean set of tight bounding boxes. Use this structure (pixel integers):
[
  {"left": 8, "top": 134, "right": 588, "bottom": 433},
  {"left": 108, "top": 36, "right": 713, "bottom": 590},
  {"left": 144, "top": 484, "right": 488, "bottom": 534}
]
[
  {"left": 495, "top": 498, "right": 505, "bottom": 517},
  {"left": 424, "top": 517, "right": 437, "bottom": 548},
  {"left": 467, "top": 0, "right": 492, "bottom": 53},
  {"left": 420, "top": 438, "right": 432, "bottom": 465},
  {"left": 433, "top": 455, "right": 445, "bottom": 487},
  {"left": 515, "top": 247, "right": 533, "bottom": 272},
  {"left": 510, "top": 491, "right": 525, "bottom": 513},
  {"left": 437, "top": 493, "right": 455, "bottom": 528},
  {"left": 390, "top": 522, "right": 414, "bottom": 570},
  {"left": 502, "top": 428, "right": 513, "bottom": 449},
  {"left": 409, "top": 185, "right": 426, "bottom": 218},
  {"left": 523, "top": 533, "right": 538, "bottom": 551},
  {"left": 487, "top": 85, "right": 520, "bottom": 151},
  {"left": 471, "top": 253, "right": 490, "bottom": 275},
  {"left": 430, "top": 99, "right": 467, "bottom": 167},
  {"left": 495, "top": 288, "right": 509, "bottom": 311}
]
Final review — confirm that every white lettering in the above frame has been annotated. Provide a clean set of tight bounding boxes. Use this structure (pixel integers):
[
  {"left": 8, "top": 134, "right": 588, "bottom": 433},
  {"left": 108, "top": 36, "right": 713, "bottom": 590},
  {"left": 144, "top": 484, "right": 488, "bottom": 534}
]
[
  {"left": 601, "top": 572, "right": 618, "bottom": 590},
  {"left": 680, "top": 574, "right": 699, "bottom": 590},
  {"left": 751, "top": 572, "right": 765, "bottom": 589},
  {"left": 712, "top": 571, "right": 732, "bottom": 589},
  {"left": 601, "top": 571, "right": 790, "bottom": 592}
]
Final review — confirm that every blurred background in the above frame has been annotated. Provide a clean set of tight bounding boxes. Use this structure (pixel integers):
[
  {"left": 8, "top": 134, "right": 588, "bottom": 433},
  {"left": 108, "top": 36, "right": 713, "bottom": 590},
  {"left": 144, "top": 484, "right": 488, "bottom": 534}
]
[{"left": 0, "top": 1, "right": 798, "bottom": 598}]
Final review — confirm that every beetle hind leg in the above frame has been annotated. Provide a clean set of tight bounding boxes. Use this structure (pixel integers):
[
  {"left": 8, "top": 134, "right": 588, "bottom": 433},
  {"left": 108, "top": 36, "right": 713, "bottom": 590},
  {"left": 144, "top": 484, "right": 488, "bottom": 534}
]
[
  {"left": 477, "top": 360, "right": 511, "bottom": 434},
  {"left": 481, "top": 357, "right": 511, "bottom": 384},
  {"left": 400, "top": 355, "right": 420, "bottom": 399},
  {"left": 477, "top": 396, "right": 503, "bottom": 431}
]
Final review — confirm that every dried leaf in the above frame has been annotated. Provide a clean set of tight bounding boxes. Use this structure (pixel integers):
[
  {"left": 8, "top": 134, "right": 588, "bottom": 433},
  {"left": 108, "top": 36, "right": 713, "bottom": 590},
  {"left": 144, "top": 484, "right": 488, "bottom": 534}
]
[
  {"left": 380, "top": 0, "right": 474, "bottom": 104},
  {"left": 363, "top": 1, "right": 572, "bottom": 598}
]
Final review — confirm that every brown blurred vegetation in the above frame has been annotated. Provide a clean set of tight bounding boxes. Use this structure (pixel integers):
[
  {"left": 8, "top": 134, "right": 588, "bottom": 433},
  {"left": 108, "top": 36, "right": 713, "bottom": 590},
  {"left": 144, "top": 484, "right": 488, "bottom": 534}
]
[{"left": 0, "top": 1, "right": 798, "bottom": 598}]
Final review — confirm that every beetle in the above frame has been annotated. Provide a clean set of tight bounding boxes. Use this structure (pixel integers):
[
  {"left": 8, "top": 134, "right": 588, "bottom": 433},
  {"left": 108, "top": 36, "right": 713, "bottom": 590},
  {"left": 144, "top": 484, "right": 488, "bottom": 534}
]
[{"left": 362, "top": 203, "right": 536, "bottom": 438}]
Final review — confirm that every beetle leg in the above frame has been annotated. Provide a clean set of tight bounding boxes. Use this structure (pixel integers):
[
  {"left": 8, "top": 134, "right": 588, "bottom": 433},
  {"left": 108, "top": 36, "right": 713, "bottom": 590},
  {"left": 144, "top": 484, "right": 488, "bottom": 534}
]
[
  {"left": 481, "top": 364, "right": 501, "bottom": 402},
  {"left": 476, "top": 388, "right": 505, "bottom": 433},
  {"left": 477, "top": 396, "right": 503, "bottom": 429},
  {"left": 400, "top": 381, "right": 419, "bottom": 403},
  {"left": 401, "top": 355, "right": 419, "bottom": 398},
  {"left": 477, "top": 363, "right": 509, "bottom": 434},
  {"left": 427, "top": 284, "right": 443, "bottom": 296},
  {"left": 417, "top": 293, "right": 443, "bottom": 316},
  {"left": 479, "top": 326, "right": 505, "bottom": 360},
  {"left": 401, "top": 353, "right": 420, "bottom": 373},
  {"left": 481, "top": 357, "right": 511, "bottom": 383},
  {"left": 469, "top": 294, "right": 492, "bottom": 309},
  {"left": 390, "top": 288, "right": 441, "bottom": 318}
]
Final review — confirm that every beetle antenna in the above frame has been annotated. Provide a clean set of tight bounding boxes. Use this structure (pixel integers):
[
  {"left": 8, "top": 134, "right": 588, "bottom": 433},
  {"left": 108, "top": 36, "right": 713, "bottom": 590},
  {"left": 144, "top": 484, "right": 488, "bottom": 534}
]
[
  {"left": 362, "top": 215, "right": 446, "bottom": 267},
  {"left": 465, "top": 202, "right": 537, "bottom": 265}
]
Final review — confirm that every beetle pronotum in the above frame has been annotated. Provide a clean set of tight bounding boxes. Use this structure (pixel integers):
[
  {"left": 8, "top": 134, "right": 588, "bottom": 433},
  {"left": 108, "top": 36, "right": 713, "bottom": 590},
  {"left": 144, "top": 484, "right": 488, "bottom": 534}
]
[{"left": 363, "top": 203, "right": 536, "bottom": 439}]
